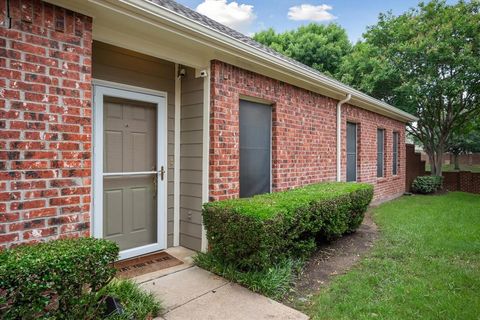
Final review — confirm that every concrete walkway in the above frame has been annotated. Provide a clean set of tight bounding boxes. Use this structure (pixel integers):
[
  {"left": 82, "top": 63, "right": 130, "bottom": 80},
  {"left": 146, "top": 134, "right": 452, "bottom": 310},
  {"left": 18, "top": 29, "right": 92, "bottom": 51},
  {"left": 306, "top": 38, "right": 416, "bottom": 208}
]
[{"left": 136, "top": 247, "right": 309, "bottom": 320}]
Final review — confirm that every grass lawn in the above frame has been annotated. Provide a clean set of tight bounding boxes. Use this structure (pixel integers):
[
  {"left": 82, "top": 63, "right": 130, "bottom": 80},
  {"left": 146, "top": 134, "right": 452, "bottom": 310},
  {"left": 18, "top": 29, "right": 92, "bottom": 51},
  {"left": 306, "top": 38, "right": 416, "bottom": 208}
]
[
  {"left": 308, "top": 192, "right": 480, "bottom": 320},
  {"left": 425, "top": 163, "right": 480, "bottom": 173}
]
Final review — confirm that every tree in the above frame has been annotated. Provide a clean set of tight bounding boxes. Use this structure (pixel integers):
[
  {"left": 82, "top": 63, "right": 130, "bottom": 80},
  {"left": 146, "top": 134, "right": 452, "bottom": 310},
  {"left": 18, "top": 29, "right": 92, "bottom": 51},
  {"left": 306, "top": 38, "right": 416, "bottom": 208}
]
[
  {"left": 253, "top": 23, "right": 352, "bottom": 77},
  {"left": 447, "top": 120, "right": 480, "bottom": 170},
  {"left": 338, "top": 0, "right": 480, "bottom": 176}
]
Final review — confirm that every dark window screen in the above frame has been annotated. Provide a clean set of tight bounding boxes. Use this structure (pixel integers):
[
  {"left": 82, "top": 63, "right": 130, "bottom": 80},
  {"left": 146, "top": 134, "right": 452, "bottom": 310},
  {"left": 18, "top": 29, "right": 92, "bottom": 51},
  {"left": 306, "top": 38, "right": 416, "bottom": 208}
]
[
  {"left": 377, "top": 129, "right": 385, "bottom": 177},
  {"left": 392, "top": 132, "right": 399, "bottom": 175},
  {"left": 346, "top": 122, "right": 357, "bottom": 182},
  {"left": 239, "top": 100, "right": 271, "bottom": 198}
]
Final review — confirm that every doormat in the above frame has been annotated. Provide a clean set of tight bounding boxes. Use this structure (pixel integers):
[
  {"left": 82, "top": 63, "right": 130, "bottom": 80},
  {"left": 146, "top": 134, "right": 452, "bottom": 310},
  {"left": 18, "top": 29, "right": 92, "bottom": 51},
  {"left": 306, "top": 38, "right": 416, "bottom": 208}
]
[{"left": 115, "top": 251, "right": 183, "bottom": 278}]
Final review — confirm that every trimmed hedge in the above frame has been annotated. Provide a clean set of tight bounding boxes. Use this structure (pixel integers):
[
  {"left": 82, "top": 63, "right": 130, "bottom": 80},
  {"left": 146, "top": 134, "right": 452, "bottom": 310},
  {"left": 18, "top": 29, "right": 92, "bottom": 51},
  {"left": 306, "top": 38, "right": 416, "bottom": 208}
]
[
  {"left": 0, "top": 238, "right": 119, "bottom": 319},
  {"left": 203, "top": 182, "right": 373, "bottom": 270},
  {"left": 412, "top": 175, "right": 443, "bottom": 194}
]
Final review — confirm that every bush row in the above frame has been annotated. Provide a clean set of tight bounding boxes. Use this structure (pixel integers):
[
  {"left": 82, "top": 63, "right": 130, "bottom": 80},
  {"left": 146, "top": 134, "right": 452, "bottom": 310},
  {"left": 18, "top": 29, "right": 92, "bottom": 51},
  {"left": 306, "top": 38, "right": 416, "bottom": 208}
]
[
  {"left": 412, "top": 175, "right": 443, "bottom": 194},
  {"left": 203, "top": 182, "right": 374, "bottom": 270},
  {"left": 0, "top": 238, "right": 119, "bottom": 319}
]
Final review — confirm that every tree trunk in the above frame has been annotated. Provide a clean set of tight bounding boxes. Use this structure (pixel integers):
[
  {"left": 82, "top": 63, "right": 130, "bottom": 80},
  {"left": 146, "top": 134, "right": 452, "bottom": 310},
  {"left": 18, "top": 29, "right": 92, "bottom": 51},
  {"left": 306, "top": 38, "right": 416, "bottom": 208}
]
[
  {"left": 427, "top": 152, "right": 435, "bottom": 175},
  {"left": 434, "top": 153, "right": 444, "bottom": 176},
  {"left": 434, "top": 144, "right": 444, "bottom": 176},
  {"left": 426, "top": 146, "right": 444, "bottom": 176},
  {"left": 454, "top": 153, "right": 460, "bottom": 170}
]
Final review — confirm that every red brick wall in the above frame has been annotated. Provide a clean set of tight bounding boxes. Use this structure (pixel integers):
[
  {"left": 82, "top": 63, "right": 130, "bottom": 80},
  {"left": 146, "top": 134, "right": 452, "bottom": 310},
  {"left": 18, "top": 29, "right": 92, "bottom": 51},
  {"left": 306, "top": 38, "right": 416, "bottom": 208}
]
[
  {"left": 209, "top": 60, "right": 406, "bottom": 202},
  {"left": 0, "top": 0, "right": 92, "bottom": 248},
  {"left": 405, "top": 143, "right": 426, "bottom": 192},
  {"left": 439, "top": 171, "right": 480, "bottom": 194},
  {"left": 342, "top": 105, "right": 406, "bottom": 201}
]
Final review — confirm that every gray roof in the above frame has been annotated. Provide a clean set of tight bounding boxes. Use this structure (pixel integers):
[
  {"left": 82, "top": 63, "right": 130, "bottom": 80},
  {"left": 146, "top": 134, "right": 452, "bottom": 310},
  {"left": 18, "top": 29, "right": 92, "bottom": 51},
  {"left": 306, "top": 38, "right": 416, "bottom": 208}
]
[
  {"left": 148, "top": 0, "right": 344, "bottom": 82},
  {"left": 145, "top": 1, "right": 417, "bottom": 122}
]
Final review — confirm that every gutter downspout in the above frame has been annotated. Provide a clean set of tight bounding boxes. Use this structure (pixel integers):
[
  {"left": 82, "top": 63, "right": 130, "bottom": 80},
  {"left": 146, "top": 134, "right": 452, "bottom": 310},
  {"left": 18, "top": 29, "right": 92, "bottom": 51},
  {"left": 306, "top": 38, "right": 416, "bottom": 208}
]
[{"left": 336, "top": 94, "right": 352, "bottom": 182}]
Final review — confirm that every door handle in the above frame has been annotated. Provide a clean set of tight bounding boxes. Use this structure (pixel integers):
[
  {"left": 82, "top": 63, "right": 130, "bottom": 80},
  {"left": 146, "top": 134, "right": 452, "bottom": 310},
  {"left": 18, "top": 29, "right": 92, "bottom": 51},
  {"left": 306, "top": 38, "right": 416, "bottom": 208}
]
[
  {"left": 160, "top": 166, "right": 165, "bottom": 181},
  {"left": 153, "top": 174, "right": 157, "bottom": 198}
]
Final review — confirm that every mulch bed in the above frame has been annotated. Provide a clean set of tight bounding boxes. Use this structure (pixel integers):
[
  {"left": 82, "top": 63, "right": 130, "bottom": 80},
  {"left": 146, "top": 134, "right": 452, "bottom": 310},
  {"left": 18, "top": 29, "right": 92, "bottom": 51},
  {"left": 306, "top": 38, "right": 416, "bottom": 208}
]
[{"left": 283, "top": 213, "right": 379, "bottom": 306}]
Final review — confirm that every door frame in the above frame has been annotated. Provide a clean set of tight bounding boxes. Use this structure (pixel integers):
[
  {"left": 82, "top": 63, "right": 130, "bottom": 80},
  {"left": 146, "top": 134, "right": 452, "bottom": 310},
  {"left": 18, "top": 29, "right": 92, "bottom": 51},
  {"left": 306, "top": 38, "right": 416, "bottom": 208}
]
[{"left": 92, "top": 79, "right": 168, "bottom": 260}]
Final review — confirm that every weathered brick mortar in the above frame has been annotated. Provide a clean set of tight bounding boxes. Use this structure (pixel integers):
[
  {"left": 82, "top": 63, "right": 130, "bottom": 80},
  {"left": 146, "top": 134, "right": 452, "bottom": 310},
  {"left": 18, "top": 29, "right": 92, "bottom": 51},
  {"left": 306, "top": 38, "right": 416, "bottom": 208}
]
[
  {"left": 0, "top": 0, "right": 92, "bottom": 248},
  {"left": 209, "top": 60, "right": 406, "bottom": 202}
]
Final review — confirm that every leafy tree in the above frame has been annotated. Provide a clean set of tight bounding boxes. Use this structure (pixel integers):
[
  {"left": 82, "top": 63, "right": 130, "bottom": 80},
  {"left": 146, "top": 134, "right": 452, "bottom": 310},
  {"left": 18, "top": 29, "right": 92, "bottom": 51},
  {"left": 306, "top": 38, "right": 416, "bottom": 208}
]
[
  {"left": 254, "top": 23, "right": 351, "bottom": 77},
  {"left": 338, "top": 0, "right": 480, "bottom": 176},
  {"left": 447, "top": 120, "right": 480, "bottom": 170}
]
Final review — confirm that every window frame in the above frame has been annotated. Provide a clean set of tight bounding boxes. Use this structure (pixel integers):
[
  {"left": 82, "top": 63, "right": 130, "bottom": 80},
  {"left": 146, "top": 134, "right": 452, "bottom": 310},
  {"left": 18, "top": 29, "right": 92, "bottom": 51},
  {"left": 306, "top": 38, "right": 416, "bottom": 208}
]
[
  {"left": 346, "top": 122, "right": 358, "bottom": 182},
  {"left": 239, "top": 99, "right": 272, "bottom": 198},
  {"left": 392, "top": 131, "right": 399, "bottom": 176},
  {"left": 377, "top": 128, "right": 385, "bottom": 178}
]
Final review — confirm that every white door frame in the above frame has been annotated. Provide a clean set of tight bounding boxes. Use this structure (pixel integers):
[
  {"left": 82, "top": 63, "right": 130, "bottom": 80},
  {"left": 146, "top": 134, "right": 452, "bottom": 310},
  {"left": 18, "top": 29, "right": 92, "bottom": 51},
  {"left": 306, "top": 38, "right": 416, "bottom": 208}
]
[{"left": 92, "top": 79, "right": 168, "bottom": 260}]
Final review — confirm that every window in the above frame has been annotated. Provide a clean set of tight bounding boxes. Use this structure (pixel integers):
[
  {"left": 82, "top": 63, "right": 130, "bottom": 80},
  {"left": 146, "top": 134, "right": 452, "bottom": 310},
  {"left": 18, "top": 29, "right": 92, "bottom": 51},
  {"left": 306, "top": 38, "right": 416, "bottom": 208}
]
[
  {"left": 392, "top": 132, "right": 399, "bottom": 175},
  {"left": 346, "top": 122, "right": 357, "bottom": 182},
  {"left": 239, "top": 100, "right": 271, "bottom": 198},
  {"left": 377, "top": 129, "right": 385, "bottom": 177}
]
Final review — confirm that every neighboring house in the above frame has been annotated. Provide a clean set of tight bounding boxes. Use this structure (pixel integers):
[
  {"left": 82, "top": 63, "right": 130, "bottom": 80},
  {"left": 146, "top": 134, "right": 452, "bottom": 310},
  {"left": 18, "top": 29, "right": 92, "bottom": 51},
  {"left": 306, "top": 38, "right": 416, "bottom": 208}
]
[{"left": 0, "top": 0, "right": 417, "bottom": 257}]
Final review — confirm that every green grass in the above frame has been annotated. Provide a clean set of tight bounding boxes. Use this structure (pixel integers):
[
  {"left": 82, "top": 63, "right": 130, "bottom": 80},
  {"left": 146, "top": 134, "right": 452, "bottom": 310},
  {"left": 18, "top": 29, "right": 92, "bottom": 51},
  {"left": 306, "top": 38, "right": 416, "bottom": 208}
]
[
  {"left": 425, "top": 163, "right": 480, "bottom": 173},
  {"left": 204, "top": 182, "right": 372, "bottom": 219},
  {"left": 195, "top": 252, "right": 302, "bottom": 299},
  {"left": 100, "top": 279, "right": 163, "bottom": 319},
  {"left": 308, "top": 192, "right": 480, "bottom": 320}
]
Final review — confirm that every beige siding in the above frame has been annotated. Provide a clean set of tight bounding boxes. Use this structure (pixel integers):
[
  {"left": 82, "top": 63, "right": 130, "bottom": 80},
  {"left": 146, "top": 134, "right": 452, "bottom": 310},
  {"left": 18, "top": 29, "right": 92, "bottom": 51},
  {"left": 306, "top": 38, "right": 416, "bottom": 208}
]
[
  {"left": 180, "top": 67, "right": 204, "bottom": 251},
  {"left": 92, "top": 41, "right": 176, "bottom": 247}
]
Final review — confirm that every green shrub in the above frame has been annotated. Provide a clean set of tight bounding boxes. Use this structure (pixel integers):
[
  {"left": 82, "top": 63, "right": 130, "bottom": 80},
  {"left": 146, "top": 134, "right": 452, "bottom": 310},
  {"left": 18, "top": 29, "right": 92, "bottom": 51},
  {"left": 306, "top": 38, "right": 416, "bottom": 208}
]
[
  {"left": 0, "top": 238, "right": 119, "bottom": 319},
  {"left": 100, "top": 279, "right": 163, "bottom": 319},
  {"left": 412, "top": 175, "right": 444, "bottom": 194},
  {"left": 195, "top": 252, "right": 301, "bottom": 299},
  {"left": 202, "top": 182, "right": 373, "bottom": 271}
]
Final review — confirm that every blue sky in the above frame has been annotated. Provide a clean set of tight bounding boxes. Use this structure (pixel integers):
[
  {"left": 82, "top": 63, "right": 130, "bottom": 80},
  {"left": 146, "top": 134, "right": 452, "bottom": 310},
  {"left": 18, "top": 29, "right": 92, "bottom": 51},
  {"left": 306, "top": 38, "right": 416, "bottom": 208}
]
[{"left": 176, "top": 0, "right": 457, "bottom": 42}]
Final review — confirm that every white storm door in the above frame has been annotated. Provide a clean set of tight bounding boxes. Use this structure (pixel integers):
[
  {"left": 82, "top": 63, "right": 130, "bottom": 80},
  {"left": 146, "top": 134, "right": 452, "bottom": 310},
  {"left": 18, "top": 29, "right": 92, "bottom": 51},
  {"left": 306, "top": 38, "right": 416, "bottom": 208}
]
[{"left": 93, "top": 81, "right": 168, "bottom": 260}]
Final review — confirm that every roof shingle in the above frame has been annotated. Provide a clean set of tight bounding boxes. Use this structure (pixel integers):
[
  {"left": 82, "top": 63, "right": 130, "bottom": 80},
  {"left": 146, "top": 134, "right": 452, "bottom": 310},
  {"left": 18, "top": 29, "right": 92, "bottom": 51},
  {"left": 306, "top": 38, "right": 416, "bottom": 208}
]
[{"left": 147, "top": 0, "right": 348, "bottom": 85}]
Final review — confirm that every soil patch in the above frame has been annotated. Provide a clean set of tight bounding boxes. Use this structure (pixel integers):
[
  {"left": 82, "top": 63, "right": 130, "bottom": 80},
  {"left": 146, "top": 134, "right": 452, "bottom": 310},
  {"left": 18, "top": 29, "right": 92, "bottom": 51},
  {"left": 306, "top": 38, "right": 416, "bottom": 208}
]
[{"left": 284, "top": 213, "right": 378, "bottom": 306}]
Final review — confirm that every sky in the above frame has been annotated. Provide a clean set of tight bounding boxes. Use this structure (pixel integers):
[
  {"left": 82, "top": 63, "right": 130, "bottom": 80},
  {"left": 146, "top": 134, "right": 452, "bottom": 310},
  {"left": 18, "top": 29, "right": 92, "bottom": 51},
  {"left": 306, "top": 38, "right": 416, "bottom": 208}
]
[{"left": 176, "top": 0, "right": 457, "bottom": 42}]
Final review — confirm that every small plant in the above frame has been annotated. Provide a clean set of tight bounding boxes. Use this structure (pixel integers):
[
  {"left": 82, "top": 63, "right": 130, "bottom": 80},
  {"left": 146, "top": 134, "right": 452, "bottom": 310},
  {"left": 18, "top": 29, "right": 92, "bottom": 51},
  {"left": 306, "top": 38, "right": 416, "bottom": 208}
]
[
  {"left": 0, "top": 238, "right": 119, "bottom": 319},
  {"left": 100, "top": 279, "right": 163, "bottom": 319},
  {"left": 195, "top": 252, "right": 301, "bottom": 299},
  {"left": 411, "top": 175, "right": 444, "bottom": 194}
]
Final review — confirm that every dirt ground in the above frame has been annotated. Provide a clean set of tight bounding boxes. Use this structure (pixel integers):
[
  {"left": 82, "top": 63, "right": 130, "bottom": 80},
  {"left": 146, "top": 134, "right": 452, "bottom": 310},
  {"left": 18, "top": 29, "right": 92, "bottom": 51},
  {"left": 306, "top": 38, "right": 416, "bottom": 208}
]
[{"left": 284, "top": 213, "right": 379, "bottom": 306}]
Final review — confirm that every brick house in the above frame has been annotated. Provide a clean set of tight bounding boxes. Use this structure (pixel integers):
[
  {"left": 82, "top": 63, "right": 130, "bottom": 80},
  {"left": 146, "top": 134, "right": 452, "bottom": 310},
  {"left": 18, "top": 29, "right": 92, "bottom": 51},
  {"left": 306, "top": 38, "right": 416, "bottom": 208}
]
[{"left": 0, "top": 0, "right": 416, "bottom": 257}]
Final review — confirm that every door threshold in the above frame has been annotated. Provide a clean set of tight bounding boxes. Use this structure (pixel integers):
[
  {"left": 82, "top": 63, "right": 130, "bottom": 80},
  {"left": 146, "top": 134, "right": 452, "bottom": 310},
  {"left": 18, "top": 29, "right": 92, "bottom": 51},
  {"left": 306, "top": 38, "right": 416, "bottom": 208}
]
[
  {"left": 115, "top": 250, "right": 183, "bottom": 279},
  {"left": 129, "top": 246, "right": 197, "bottom": 283}
]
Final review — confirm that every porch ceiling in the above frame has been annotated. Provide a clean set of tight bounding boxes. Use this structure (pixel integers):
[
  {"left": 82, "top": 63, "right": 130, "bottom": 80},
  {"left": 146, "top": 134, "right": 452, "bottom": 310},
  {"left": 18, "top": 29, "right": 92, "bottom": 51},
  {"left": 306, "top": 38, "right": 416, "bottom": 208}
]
[{"left": 46, "top": 0, "right": 214, "bottom": 69}]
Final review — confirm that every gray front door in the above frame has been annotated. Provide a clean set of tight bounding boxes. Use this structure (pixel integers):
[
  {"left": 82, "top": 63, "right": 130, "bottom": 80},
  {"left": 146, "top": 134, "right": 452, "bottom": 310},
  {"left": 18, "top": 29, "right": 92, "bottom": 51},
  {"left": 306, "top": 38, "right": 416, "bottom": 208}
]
[{"left": 103, "top": 97, "right": 157, "bottom": 251}]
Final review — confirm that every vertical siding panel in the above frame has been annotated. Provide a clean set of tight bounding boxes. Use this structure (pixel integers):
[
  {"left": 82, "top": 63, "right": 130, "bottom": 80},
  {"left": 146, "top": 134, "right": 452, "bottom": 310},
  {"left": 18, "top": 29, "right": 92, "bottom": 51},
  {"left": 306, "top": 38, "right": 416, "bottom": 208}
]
[{"left": 179, "top": 67, "right": 204, "bottom": 251}]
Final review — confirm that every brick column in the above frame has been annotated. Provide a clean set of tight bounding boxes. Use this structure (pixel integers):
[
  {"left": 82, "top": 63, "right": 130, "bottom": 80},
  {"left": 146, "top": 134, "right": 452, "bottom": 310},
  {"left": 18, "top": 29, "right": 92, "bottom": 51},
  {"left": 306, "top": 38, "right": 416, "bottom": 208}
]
[{"left": 0, "top": 0, "right": 92, "bottom": 248}]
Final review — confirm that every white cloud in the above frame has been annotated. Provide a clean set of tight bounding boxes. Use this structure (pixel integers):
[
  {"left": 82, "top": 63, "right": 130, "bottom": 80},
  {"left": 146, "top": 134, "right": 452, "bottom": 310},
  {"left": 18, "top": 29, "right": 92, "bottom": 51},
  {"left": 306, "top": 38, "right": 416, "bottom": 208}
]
[
  {"left": 196, "top": 0, "right": 256, "bottom": 34},
  {"left": 287, "top": 4, "right": 337, "bottom": 22}
]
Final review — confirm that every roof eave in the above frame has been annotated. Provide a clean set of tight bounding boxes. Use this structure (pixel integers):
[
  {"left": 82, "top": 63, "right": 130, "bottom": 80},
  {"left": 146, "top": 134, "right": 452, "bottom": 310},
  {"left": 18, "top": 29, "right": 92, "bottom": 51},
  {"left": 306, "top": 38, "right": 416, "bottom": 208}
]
[{"left": 94, "top": 0, "right": 419, "bottom": 122}]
